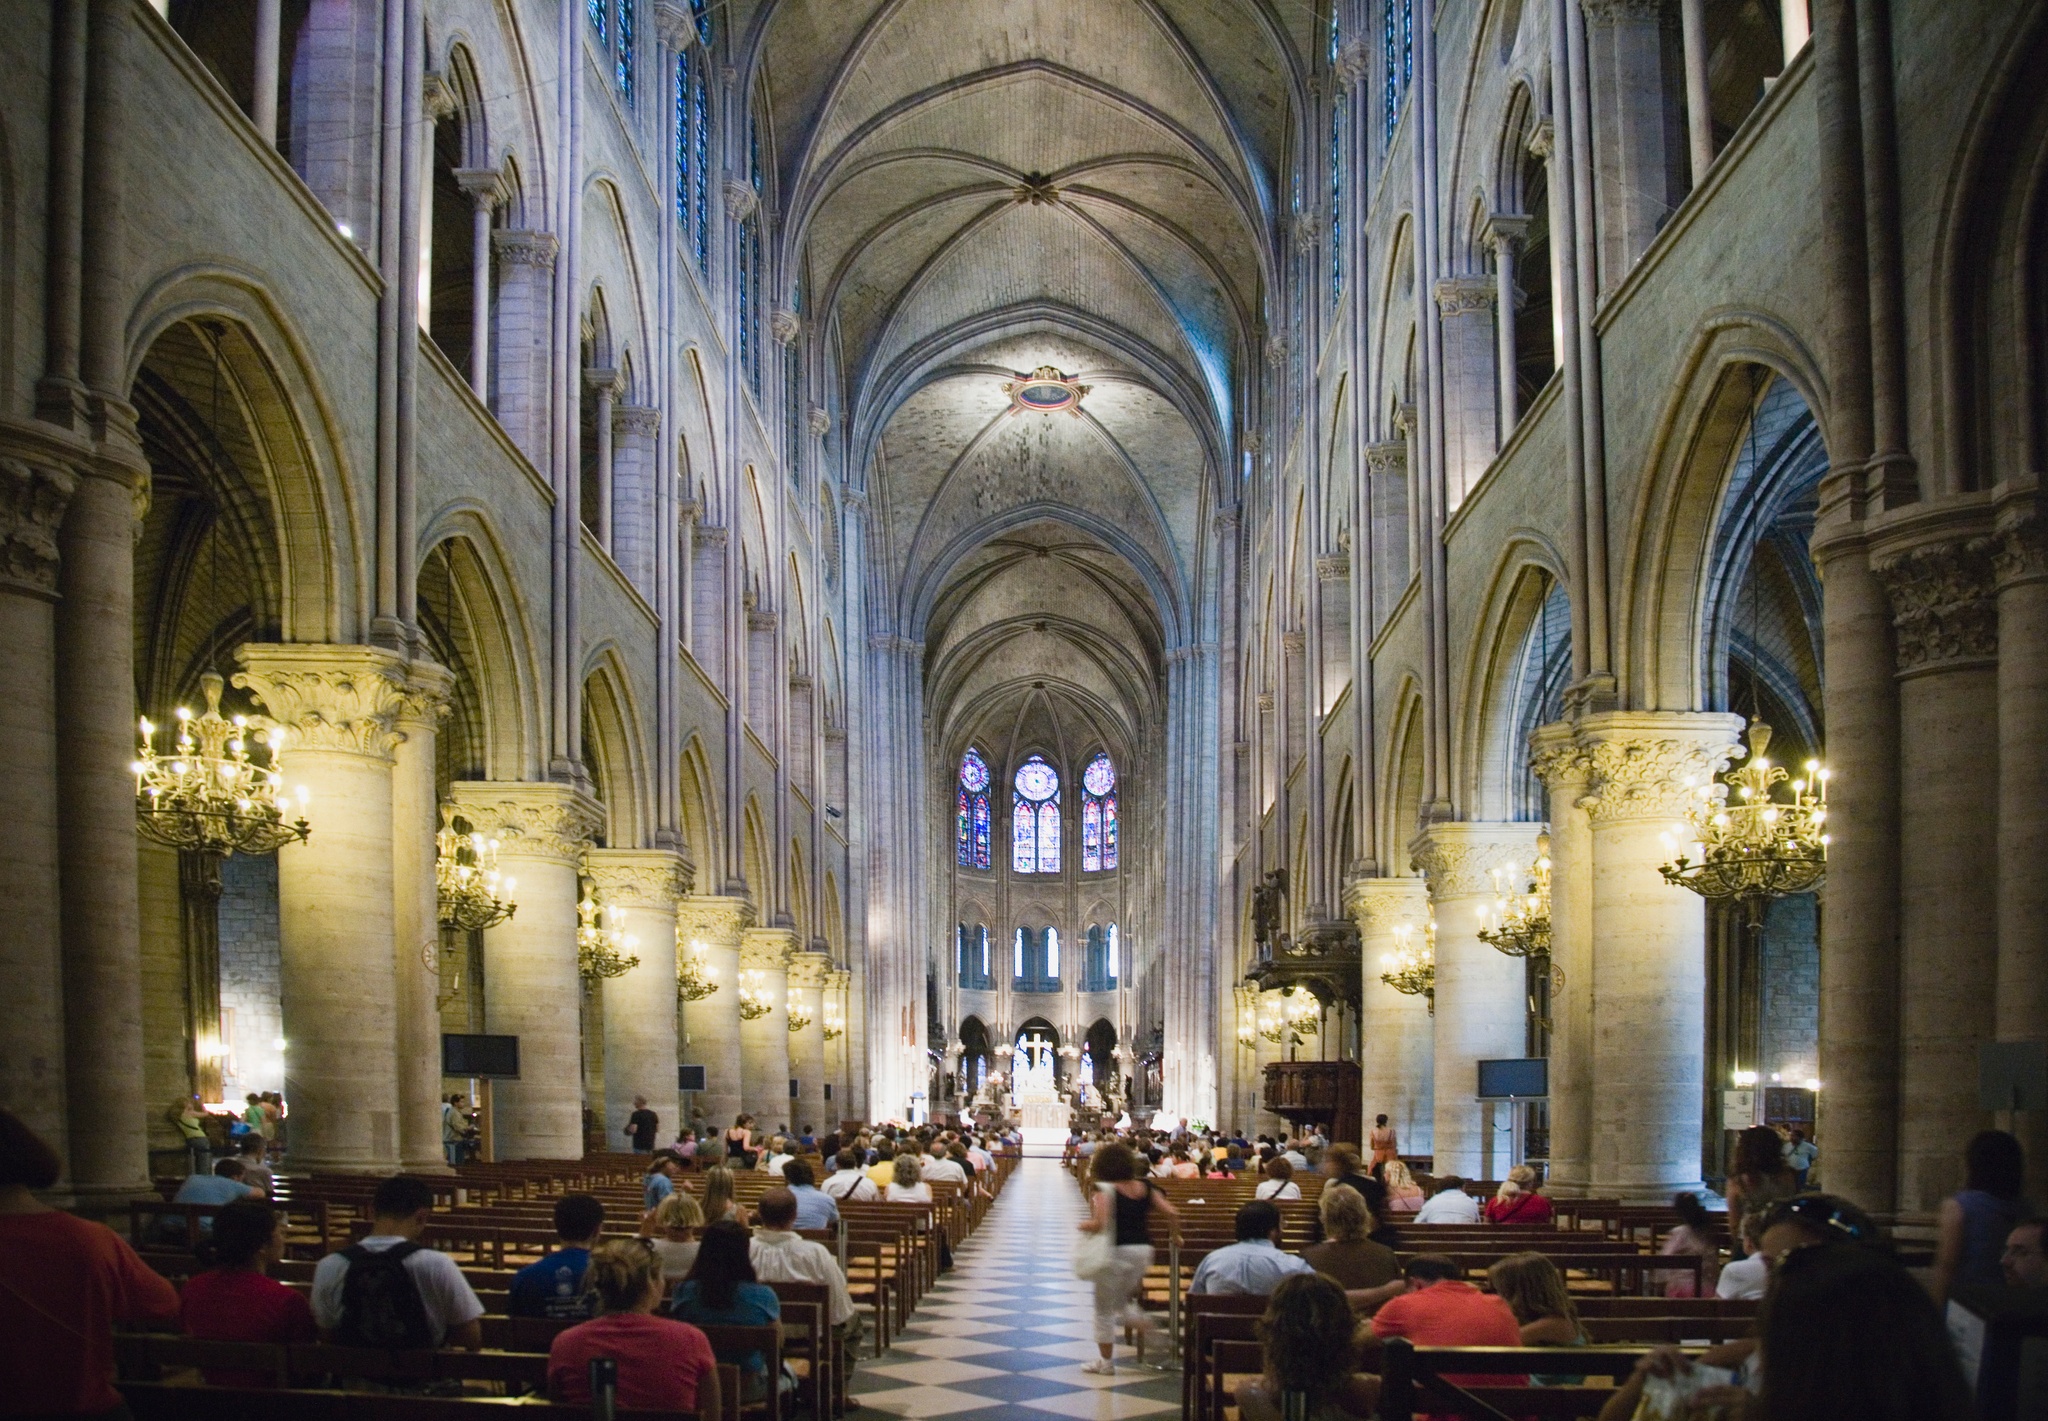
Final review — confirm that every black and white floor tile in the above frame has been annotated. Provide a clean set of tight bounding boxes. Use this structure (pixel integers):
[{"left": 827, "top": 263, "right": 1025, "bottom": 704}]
[{"left": 847, "top": 1157, "right": 1183, "bottom": 1420}]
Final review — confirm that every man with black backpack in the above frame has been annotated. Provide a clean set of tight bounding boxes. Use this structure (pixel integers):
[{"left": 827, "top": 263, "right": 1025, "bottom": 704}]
[{"left": 309, "top": 1175, "right": 484, "bottom": 1350}]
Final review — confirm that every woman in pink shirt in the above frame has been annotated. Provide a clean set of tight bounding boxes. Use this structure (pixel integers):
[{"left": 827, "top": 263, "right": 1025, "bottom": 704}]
[{"left": 549, "top": 1240, "right": 723, "bottom": 1414}]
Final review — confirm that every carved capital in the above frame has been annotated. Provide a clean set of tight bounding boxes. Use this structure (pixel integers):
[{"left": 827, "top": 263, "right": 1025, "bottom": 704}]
[
  {"left": 1281, "top": 630, "right": 1306, "bottom": 654},
  {"left": 1394, "top": 402, "right": 1419, "bottom": 436},
  {"left": 1364, "top": 439, "right": 1408, "bottom": 475},
  {"left": 234, "top": 644, "right": 412, "bottom": 761},
  {"left": 787, "top": 949, "right": 833, "bottom": 989},
  {"left": 1435, "top": 277, "right": 1496, "bottom": 315},
  {"left": 1316, "top": 553, "right": 1350, "bottom": 582},
  {"left": 1527, "top": 719, "right": 1591, "bottom": 793},
  {"left": 1334, "top": 38, "right": 1372, "bottom": 89},
  {"left": 826, "top": 967, "right": 852, "bottom": 994},
  {"left": 1344, "top": 876, "right": 1429, "bottom": 935},
  {"left": 770, "top": 308, "right": 802, "bottom": 346},
  {"left": 0, "top": 457, "right": 78, "bottom": 598},
  {"left": 586, "top": 847, "right": 693, "bottom": 911},
  {"left": 651, "top": 0, "right": 697, "bottom": 47},
  {"left": 493, "top": 229, "right": 558, "bottom": 269},
  {"left": 1874, "top": 537, "right": 1999, "bottom": 672},
  {"left": 1484, "top": 213, "right": 1531, "bottom": 253},
  {"left": 1265, "top": 336, "right": 1292, "bottom": 368},
  {"left": 723, "top": 177, "right": 759, "bottom": 222},
  {"left": 612, "top": 404, "right": 661, "bottom": 439},
  {"left": 1292, "top": 211, "right": 1323, "bottom": 252},
  {"left": 748, "top": 608, "right": 778, "bottom": 633},
  {"left": 808, "top": 405, "right": 831, "bottom": 436},
  {"left": 842, "top": 486, "right": 870, "bottom": 513},
  {"left": 1410, "top": 823, "right": 1544, "bottom": 899},
  {"left": 1574, "top": 712, "right": 1744, "bottom": 823},
  {"left": 1256, "top": 692, "right": 1275, "bottom": 713},
  {"left": 454, "top": 168, "right": 506, "bottom": 210},
  {"left": 392, "top": 658, "right": 455, "bottom": 731},
  {"left": 1995, "top": 509, "right": 2048, "bottom": 589},
  {"left": 694, "top": 523, "right": 730, "bottom": 549},
  {"left": 1242, "top": 431, "right": 1265, "bottom": 454},
  {"left": 583, "top": 366, "right": 620, "bottom": 399},
  {"left": 676, "top": 894, "right": 755, "bottom": 945},
  {"left": 741, "top": 926, "right": 799, "bottom": 972},
  {"left": 445, "top": 780, "right": 604, "bottom": 864},
  {"left": 421, "top": 71, "right": 458, "bottom": 121},
  {"left": 1527, "top": 119, "right": 1556, "bottom": 160}
]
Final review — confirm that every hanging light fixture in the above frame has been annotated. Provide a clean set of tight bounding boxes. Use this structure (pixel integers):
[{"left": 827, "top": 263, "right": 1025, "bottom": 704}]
[
  {"left": 822, "top": 998, "right": 844, "bottom": 1041},
  {"left": 676, "top": 936, "right": 721, "bottom": 1002},
  {"left": 435, "top": 804, "right": 516, "bottom": 930},
  {"left": 134, "top": 672, "right": 310, "bottom": 856},
  {"left": 1282, "top": 986, "right": 1320, "bottom": 1039},
  {"left": 1659, "top": 718, "right": 1828, "bottom": 926},
  {"left": 576, "top": 879, "right": 639, "bottom": 982},
  {"left": 1256, "top": 993, "right": 1287, "bottom": 1043},
  {"left": 785, "top": 989, "right": 814, "bottom": 1034},
  {"left": 737, "top": 969, "right": 775, "bottom": 1020},
  {"left": 1379, "top": 916, "right": 1436, "bottom": 1013},
  {"left": 1478, "top": 833, "right": 1552, "bottom": 959}
]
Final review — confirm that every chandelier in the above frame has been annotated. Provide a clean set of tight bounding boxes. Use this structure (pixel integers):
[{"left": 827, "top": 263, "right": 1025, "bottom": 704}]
[
  {"left": 785, "top": 991, "right": 814, "bottom": 1033},
  {"left": 1380, "top": 917, "right": 1436, "bottom": 1014},
  {"left": 1477, "top": 833, "right": 1551, "bottom": 959},
  {"left": 1283, "top": 987, "right": 1320, "bottom": 1038},
  {"left": 576, "top": 882, "right": 639, "bottom": 982},
  {"left": 676, "top": 937, "right": 720, "bottom": 1003},
  {"left": 133, "top": 672, "right": 311, "bottom": 856},
  {"left": 1659, "top": 718, "right": 1828, "bottom": 927},
  {"left": 737, "top": 969, "right": 775, "bottom": 1020},
  {"left": 435, "top": 805, "right": 516, "bottom": 931},
  {"left": 822, "top": 1000, "right": 844, "bottom": 1041}
]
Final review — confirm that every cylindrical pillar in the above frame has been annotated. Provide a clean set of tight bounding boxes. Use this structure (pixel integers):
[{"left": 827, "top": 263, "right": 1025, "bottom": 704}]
[
  {"left": 676, "top": 897, "right": 751, "bottom": 1135},
  {"left": 449, "top": 780, "right": 602, "bottom": 1161},
  {"left": 237, "top": 644, "right": 412, "bottom": 1173},
  {"left": 391, "top": 661, "right": 452, "bottom": 1172},
  {"left": 60, "top": 459, "right": 152, "bottom": 1202},
  {"left": 1874, "top": 534, "right": 2000, "bottom": 1210},
  {"left": 1530, "top": 725, "right": 1593, "bottom": 1196},
  {"left": 1576, "top": 712, "right": 1742, "bottom": 1200},
  {"left": 787, "top": 950, "right": 830, "bottom": 1140},
  {"left": 589, "top": 849, "right": 690, "bottom": 1150},
  {"left": 0, "top": 456, "right": 77, "bottom": 1173},
  {"left": 741, "top": 927, "right": 796, "bottom": 1131},
  {"left": 1487, "top": 221, "right": 1526, "bottom": 438},
  {"left": 588, "top": 372, "right": 616, "bottom": 548},
  {"left": 1679, "top": 0, "right": 1713, "bottom": 185},
  {"left": 1415, "top": 824, "right": 1542, "bottom": 1179},
  {"left": 824, "top": 966, "right": 852, "bottom": 1128},
  {"left": 252, "top": 0, "right": 282, "bottom": 144},
  {"left": 1996, "top": 510, "right": 2048, "bottom": 1199},
  {"left": 455, "top": 170, "right": 502, "bottom": 402},
  {"left": 1348, "top": 877, "right": 1432, "bottom": 1156}
]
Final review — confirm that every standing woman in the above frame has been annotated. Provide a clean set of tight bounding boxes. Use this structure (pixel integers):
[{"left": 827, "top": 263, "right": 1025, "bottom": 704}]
[
  {"left": 726, "top": 1114, "right": 757, "bottom": 1168},
  {"left": 1933, "top": 1129, "right": 2032, "bottom": 1305},
  {"left": 1724, "top": 1126, "right": 1798, "bottom": 1237},
  {"left": 1078, "top": 1141, "right": 1178, "bottom": 1376},
  {"left": 1368, "top": 1115, "right": 1399, "bottom": 1168}
]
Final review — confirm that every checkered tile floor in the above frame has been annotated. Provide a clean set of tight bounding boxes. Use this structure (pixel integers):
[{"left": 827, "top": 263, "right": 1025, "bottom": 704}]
[{"left": 848, "top": 1157, "right": 1181, "bottom": 1419}]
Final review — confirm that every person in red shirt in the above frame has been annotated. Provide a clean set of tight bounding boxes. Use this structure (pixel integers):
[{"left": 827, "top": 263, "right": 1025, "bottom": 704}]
[
  {"left": 0, "top": 1107, "right": 182, "bottom": 1418},
  {"left": 179, "top": 1197, "right": 317, "bottom": 1384},
  {"left": 1370, "top": 1254, "right": 1525, "bottom": 1404},
  {"left": 1483, "top": 1165, "right": 1555, "bottom": 1225},
  {"left": 549, "top": 1239, "right": 723, "bottom": 1414}
]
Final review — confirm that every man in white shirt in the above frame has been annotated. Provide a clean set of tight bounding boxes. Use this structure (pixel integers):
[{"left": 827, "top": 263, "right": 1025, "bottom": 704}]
[
  {"left": 1715, "top": 1212, "right": 1770, "bottom": 1300},
  {"left": 1188, "top": 1202, "right": 1318, "bottom": 1296},
  {"left": 1281, "top": 1140, "right": 1310, "bottom": 1171},
  {"left": 762, "top": 1135, "right": 796, "bottom": 1175},
  {"left": 751, "top": 1189, "right": 859, "bottom": 1333},
  {"left": 921, "top": 1142, "right": 967, "bottom": 1187},
  {"left": 1412, "top": 1176, "right": 1482, "bottom": 1224},
  {"left": 821, "top": 1149, "right": 879, "bottom": 1201},
  {"left": 310, "top": 1176, "right": 484, "bottom": 1349}
]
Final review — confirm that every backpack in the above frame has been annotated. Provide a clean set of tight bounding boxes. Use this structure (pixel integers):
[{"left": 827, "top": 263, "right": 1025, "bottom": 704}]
[{"left": 333, "top": 1242, "right": 435, "bottom": 1350}]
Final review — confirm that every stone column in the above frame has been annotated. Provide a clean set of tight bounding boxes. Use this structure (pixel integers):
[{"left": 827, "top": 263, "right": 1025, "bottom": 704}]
[
  {"left": 252, "top": 0, "right": 282, "bottom": 144},
  {"left": 787, "top": 950, "right": 831, "bottom": 1138},
  {"left": 180, "top": 851, "right": 226, "bottom": 1103},
  {"left": 1678, "top": 0, "right": 1713, "bottom": 184},
  {"left": 588, "top": 848, "right": 690, "bottom": 1149},
  {"left": 1530, "top": 725, "right": 1594, "bottom": 1196},
  {"left": 586, "top": 370, "right": 617, "bottom": 548},
  {"left": 741, "top": 927, "right": 797, "bottom": 1129},
  {"left": 236, "top": 644, "right": 411, "bottom": 1172},
  {"left": 1580, "top": 0, "right": 1682, "bottom": 292},
  {"left": 1347, "top": 877, "right": 1433, "bottom": 1155},
  {"left": 490, "top": 230, "right": 557, "bottom": 468},
  {"left": 1873, "top": 529, "right": 2001, "bottom": 1210},
  {"left": 1995, "top": 504, "right": 2048, "bottom": 1198},
  {"left": 1414, "top": 823, "right": 1543, "bottom": 1179},
  {"left": 390, "top": 662, "right": 451, "bottom": 1172},
  {"left": 1576, "top": 712, "right": 1742, "bottom": 1199},
  {"left": 610, "top": 405, "right": 660, "bottom": 599},
  {"left": 1485, "top": 218, "right": 1529, "bottom": 438},
  {"left": 447, "top": 780, "right": 602, "bottom": 1161},
  {"left": 676, "top": 896, "right": 751, "bottom": 1132},
  {"left": 454, "top": 169, "right": 503, "bottom": 401},
  {"left": 1435, "top": 278, "right": 1500, "bottom": 511},
  {"left": 824, "top": 966, "right": 852, "bottom": 1127},
  {"left": 0, "top": 455, "right": 77, "bottom": 1170}
]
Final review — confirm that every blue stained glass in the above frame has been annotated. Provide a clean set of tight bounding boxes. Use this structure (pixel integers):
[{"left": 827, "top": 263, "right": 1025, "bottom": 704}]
[
  {"left": 1082, "top": 798, "right": 1102, "bottom": 873},
  {"left": 749, "top": 226, "right": 763, "bottom": 396},
  {"left": 675, "top": 52, "right": 690, "bottom": 226},
  {"left": 1332, "top": 104, "right": 1343, "bottom": 302},
  {"left": 1038, "top": 801, "right": 1060, "bottom": 874},
  {"left": 1103, "top": 793, "right": 1117, "bottom": 870},
  {"left": 691, "top": 0, "right": 710, "bottom": 44},
  {"left": 972, "top": 797, "right": 990, "bottom": 869},
  {"left": 1013, "top": 799, "right": 1034, "bottom": 873},
  {"left": 589, "top": 0, "right": 605, "bottom": 42},
  {"left": 692, "top": 69, "right": 710, "bottom": 274},
  {"left": 956, "top": 786, "right": 972, "bottom": 866},
  {"left": 616, "top": 0, "right": 634, "bottom": 100},
  {"left": 960, "top": 749, "right": 991, "bottom": 792},
  {"left": 957, "top": 750, "right": 991, "bottom": 869},
  {"left": 1081, "top": 753, "right": 1116, "bottom": 871},
  {"left": 738, "top": 222, "right": 752, "bottom": 383}
]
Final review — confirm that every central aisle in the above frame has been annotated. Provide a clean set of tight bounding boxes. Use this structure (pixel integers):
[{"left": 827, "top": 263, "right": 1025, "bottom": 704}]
[{"left": 848, "top": 1156, "right": 1183, "bottom": 1419}]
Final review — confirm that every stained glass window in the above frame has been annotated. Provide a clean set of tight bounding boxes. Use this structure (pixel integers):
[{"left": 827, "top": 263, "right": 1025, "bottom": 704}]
[
  {"left": 1046, "top": 927, "right": 1060, "bottom": 979},
  {"left": 1108, "top": 923, "right": 1118, "bottom": 980},
  {"left": 616, "top": 0, "right": 634, "bottom": 100},
  {"left": 1014, "top": 927, "right": 1025, "bottom": 979},
  {"left": 1383, "top": 0, "right": 1412, "bottom": 142},
  {"left": 1081, "top": 753, "right": 1117, "bottom": 871},
  {"left": 1331, "top": 100, "right": 1343, "bottom": 302},
  {"left": 957, "top": 749, "right": 991, "bottom": 868},
  {"left": 589, "top": 0, "right": 606, "bottom": 42},
  {"left": 691, "top": 57, "right": 710, "bottom": 275},
  {"left": 1012, "top": 755, "right": 1060, "bottom": 873},
  {"left": 675, "top": 50, "right": 690, "bottom": 228}
]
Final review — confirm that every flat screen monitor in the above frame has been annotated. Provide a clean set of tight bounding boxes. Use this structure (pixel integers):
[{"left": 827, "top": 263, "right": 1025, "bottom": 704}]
[
  {"left": 678, "top": 1065, "right": 707, "bottom": 1092},
  {"left": 1477, "top": 1057, "right": 1548, "bottom": 1100},
  {"left": 442, "top": 1033, "right": 520, "bottom": 1079}
]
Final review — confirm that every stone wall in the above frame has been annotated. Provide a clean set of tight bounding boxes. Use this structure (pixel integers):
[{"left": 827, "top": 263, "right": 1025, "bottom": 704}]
[
  {"left": 1759, "top": 892, "right": 1820, "bottom": 1089},
  {"left": 218, "top": 852, "right": 284, "bottom": 1103}
]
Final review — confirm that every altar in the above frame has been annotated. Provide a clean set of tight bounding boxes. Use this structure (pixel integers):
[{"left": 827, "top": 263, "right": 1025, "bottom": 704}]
[{"left": 1014, "top": 1036, "right": 1069, "bottom": 1145}]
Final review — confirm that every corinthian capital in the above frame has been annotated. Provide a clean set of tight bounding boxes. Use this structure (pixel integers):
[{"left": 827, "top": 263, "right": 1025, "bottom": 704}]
[
  {"left": 1527, "top": 719, "right": 1590, "bottom": 794},
  {"left": 723, "top": 177, "right": 759, "bottom": 223},
  {"left": 1410, "top": 823, "right": 1544, "bottom": 899},
  {"left": 1344, "top": 876, "right": 1429, "bottom": 935},
  {"left": 1435, "top": 277, "right": 1497, "bottom": 316},
  {"left": 0, "top": 457, "right": 78, "bottom": 597},
  {"left": 493, "top": 229, "right": 559, "bottom": 269},
  {"left": 1573, "top": 712, "right": 1743, "bottom": 823},
  {"left": 392, "top": 658, "right": 455, "bottom": 731},
  {"left": 1334, "top": 38, "right": 1371, "bottom": 89},
  {"left": 1874, "top": 536, "right": 1999, "bottom": 672},
  {"left": 444, "top": 780, "right": 605, "bottom": 863},
  {"left": 742, "top": 926, "right": 800, "bottom": 972},
  {"left": 676, "top": 894, "right": 755, "bottom": 945},
  {"left": 587, "top": 847, "right": 693, "bottom": 910},
  {"left": 234, "top": 644, "right": 413, "bottom": 761},
  {"left": 1364, "top": 440, "right": 1408, "bottom": 475},
  {"left": 787, "top": 950, "right": 833, "bottom": 989}
]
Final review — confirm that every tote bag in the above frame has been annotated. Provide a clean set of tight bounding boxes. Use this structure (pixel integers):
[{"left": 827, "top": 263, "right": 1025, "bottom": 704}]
[{"left": 1073, "top": 1185, "right": 1117, "bottom": 1280}]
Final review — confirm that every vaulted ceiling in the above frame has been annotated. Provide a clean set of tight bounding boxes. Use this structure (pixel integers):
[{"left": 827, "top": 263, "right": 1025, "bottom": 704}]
[{"left": 745, "top": 0, "right": 1309, "bottom": 739}]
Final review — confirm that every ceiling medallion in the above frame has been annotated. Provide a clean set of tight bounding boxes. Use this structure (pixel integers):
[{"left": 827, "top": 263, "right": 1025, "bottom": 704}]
[{"left": 1004, "top": 365, "right": 1090, "bottom": 417}]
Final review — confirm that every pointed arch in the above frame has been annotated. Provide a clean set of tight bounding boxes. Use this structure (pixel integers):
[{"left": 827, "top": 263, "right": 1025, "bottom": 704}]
[
  {"left": 580, "top": 650, "right": 651, "bottom": 848},
  {"left": 679, "top": 732, "right": 723, "bottom": 887}
]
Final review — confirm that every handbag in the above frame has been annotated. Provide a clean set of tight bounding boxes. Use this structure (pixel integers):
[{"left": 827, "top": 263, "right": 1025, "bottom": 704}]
[{"left": 1072, "top": 1185, "right": 1117, "bottom": 1280}]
